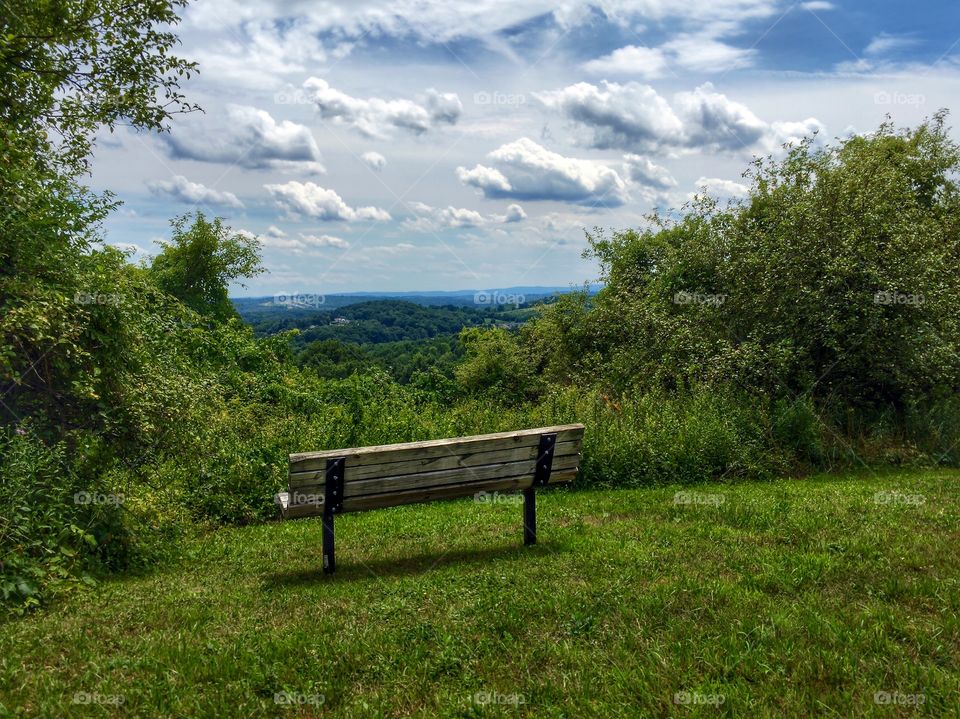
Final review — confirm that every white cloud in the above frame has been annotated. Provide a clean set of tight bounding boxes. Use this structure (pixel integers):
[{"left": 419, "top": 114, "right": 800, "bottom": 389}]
[
  {"left": 690, "top": 176, "right": 750, "bottom": 200},
  {"left": 800, "top": 1, "right": 834, "bottom": 10},
  {"left": 535, "top": 81, "right": 684, "bottom": 152},
  {"left": 300, "top": 233, "right": 350, "bottom": 248},
  {"left": 537, "top": 81, "right": 824, "bottom": 154},
  {"left": 264, "top": 181, "right": 391, "bottom": 221},
  {"left": 184, "top": 1, "right": 782, "bottom": 46},
  {"left": 663, "top": 33, "right": 757, "bottom": 73},
  {"left": 361, "top": 151, "right": 387, "bottom": 171},
  {"left": 190, "top": 19, "right": 330, "bottom": 90},
  {"left": 673, "top": 83, "right": 769, "bottom": 151},
  {"left": 110, "top": 242, "right": 149, "bottom": 256},
  {"left": 303, "top": 78, "right": 461, "bottom": 139},
  {"left": 622, "top": 155, "right": 677, "bottom": 190},
  {"left": 239, "top": 228, "right": 350, "bottom": 253},
  {"left": 504, "top": 203, "right": 527, "bottom": 222},
  {"left": 146, "top": 175, "right": 244, "bottom": 209},
  {"left": 864, "top": 33, "right": 918, "bottom": 56},
  {"left": 164, "top": 105, "right": 325, "bottom": 174},
  {"left": 404, "top": 201, "right": 528, "bottom": 231},
  {"left": 458, "top": 138, "right": 630, "bottom": 206},
  {"left": 582, "top": 45, "right": 668, "bottom": 79}
]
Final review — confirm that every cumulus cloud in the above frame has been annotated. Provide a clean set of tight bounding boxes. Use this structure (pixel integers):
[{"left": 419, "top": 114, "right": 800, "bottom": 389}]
[
  {"left": 672, "top": 83, "right": 769, "bottom": 151},
  {"left": 404, "top": 201, "right": 527, "bottom": 231},
  {"left": 504, "top": 203, "right": 527, "bottom": 222},
  {"left": 535, "top": 82, "right": 684, "bottom": 152},
  {"left": 146, "top": 175, "right": 245, "bottom": 209},
  {"left": 361, "top": 151, "right": 387, "bottom": 171},
  {"left": 537, "top": 81, "right": 824, "bottom": 155},
  {"left": 622, "top": 155, "right": 677, "bottom": 190},
  {"left": 302, "top": 78, "right": 461, "bottom": 139},
  {"left": 582, "top": 45, "right": 668, "bottom": 79},
  {"left": 457, "top": 138, "right": 630, "bottom": 206},
  {"left": 164, "top": 104, "right": 325, "bottom": 174},
  {"left": 264, "top": 181, "right": 391, "bottom": 221}
]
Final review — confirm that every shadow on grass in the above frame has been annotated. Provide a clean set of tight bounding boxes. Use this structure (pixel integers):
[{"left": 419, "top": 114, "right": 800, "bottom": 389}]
[{"left": 263, "top": 540, "right": 568, "bottom": 587}]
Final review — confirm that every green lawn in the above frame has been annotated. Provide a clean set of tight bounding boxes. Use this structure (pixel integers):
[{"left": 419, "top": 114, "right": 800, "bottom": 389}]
[{"left": 1, "top": 470, "right": 958, "bottom": 718}]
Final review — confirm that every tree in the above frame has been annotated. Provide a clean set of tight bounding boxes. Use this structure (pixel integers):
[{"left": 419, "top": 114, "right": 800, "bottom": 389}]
[
  {"left": 149, "top": 213, "right": 264, "bottom": 322},
  {"left": 0, "top": 0, "right": 198, "bottom": 174},
  {"left": 531, "top": 115, "right": 960, "bottom": 411}
]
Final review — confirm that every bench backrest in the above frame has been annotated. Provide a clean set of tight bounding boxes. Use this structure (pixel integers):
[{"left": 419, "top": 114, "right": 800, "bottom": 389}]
[{"left": 280, "top": 424, "right": 585, "bottom": 518}]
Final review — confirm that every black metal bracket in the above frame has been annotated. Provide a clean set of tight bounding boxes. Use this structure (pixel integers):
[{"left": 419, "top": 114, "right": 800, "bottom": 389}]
[
  {"left": 322, "top": 457, "right": 346, "bottom": 574},
  {"left": 532, "top": 433, "right": 557, "bottom": 487},
  {"left": 325, "top": 457, "right": 345, "bottom": 514}
]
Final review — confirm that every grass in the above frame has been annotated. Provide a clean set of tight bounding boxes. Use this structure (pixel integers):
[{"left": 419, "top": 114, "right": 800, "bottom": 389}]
[{"left": 1, "top": 469, "right": 958, "bottom": 718}]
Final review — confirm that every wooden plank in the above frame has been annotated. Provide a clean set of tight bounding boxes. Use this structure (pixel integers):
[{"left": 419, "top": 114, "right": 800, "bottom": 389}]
[
  {"left": 288, "top": 424, "right": 585, "bottom": 473},
  {"left": 279, "top": 463, "right": 580, "bottom": 519},
  {"left": 341, "top": 469, "right": 578, "bottom": 513},
  {"left": 288, "top": 440, "right": 582, "bottom": 487},
  {"left": 336, "top": 453, "right": 581, "bottom": 498}
]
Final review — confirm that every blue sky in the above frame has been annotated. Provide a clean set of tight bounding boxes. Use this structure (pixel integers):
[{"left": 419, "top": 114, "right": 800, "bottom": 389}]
[{"left": 91, "top": 0, "right": 960, "bottom": 295}]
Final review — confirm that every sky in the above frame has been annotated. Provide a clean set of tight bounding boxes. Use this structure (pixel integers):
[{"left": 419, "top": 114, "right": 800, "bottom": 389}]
[{"left": 91, "top": 0, "right": 960, "bottom": 296}]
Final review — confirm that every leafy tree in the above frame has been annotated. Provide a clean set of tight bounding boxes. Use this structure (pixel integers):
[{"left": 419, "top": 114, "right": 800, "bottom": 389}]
[
  {"left": 455, "top": 327, "right": 542, "bottom": 405},
  {"left": 0, "top": 0, "right": 198, "bottom": 173},
  {"left": 149, "top": 213, "right": 264, "bottom": 321},
  {"left": 532, "top": 115, "right": 960, "bottom": 411}
]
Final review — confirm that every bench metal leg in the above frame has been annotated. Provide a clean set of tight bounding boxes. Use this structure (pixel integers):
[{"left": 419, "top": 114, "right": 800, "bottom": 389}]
[
  {"left": 523, "top": 487, "right": 536, "bottom": 545},
  {"left": 322, "top": 507, "right": 335, "bottom": 574}
]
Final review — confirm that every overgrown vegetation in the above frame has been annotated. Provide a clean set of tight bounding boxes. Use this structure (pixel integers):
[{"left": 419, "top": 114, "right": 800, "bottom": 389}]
[{"left": 2, "top": 0, "right": 959, "bottom": 622}]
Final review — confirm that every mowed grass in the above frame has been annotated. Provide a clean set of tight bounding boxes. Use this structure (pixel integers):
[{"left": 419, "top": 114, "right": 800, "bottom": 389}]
[{"left": 1, "top": 470, "right": 959, "bottom": 718}]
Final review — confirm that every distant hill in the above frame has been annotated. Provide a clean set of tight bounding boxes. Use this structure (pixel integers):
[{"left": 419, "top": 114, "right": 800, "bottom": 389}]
[{"left": 231, "top": 284, "right": 601, "bottom": 319}]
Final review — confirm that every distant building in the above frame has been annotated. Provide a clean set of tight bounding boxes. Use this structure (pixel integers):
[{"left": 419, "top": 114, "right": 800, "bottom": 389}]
[{"left": 332, "top": 317, "right": 351, "bottom": 325}]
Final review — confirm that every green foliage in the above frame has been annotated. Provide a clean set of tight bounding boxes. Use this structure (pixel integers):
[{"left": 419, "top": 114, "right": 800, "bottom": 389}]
[
  {"left": 455, "top": 327, "right": 543, "bottom": 405},
  {"left": 0, "top": 0, "right": 198, "bottom": 174},
  {"left": 149, "top": 212, "right": 264, "bottom": 321},
  {"left": 526, "top": 115, "right": 960, "bottom": 413}
]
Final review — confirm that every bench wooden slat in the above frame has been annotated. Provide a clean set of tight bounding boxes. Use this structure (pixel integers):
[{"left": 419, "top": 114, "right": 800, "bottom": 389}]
[
  {"left": 337, "top": 453, "right": 580, "bottom": 498},
  {"left": 288, "top": 424, "right": 584, "bottom": 473},
  {"left": 288, "top": 441, "right": 582, "bottom": 488},
  {"left": 343, "top": 469, "right": 577, "bottom": 512},
  {"left": 279, "top": 469, "right": 578, "bottom": 518}
]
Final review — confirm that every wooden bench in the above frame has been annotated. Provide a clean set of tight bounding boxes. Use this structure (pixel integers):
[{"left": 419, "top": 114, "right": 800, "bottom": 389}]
[{"left": 275, "top": 424, "right": 585, "bottom": 573}]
